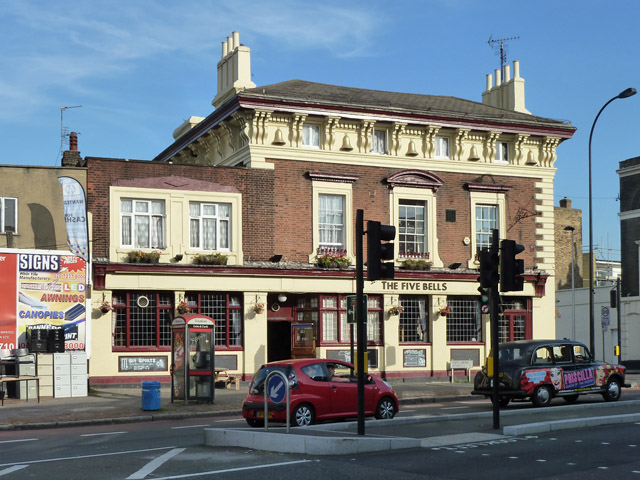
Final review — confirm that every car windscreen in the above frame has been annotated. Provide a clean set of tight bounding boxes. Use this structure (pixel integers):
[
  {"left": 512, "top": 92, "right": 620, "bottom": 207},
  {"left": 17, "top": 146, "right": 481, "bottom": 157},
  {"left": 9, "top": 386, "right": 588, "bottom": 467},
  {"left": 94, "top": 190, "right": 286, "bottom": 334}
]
[{"left": 249, "top": 365, "right": 294, "bottom": 395}]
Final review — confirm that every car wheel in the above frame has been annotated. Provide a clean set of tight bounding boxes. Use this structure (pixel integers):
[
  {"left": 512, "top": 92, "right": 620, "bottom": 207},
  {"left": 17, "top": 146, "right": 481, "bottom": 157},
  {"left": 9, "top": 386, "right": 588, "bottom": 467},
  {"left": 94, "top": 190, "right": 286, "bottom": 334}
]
[
  {"left": 563, "top": 394, "right": 579, "bottom": 404},
  {"left": 602, "top": 378, "right": 622, "bottom": 402},
  {"left": 531, "top": 385, "right": 553, "bottom": 407},
  {"left": 245, "top": 418, "right": 264, "bottom": 428},
  {"left": 491, "top": 395, "right": 511, "bottom": 408},
  {"left": 292, "top": 403, "right": 315, "bottom": 426},
  {"left": 375, "top": 397, "right": 396, "bottom": 419}
]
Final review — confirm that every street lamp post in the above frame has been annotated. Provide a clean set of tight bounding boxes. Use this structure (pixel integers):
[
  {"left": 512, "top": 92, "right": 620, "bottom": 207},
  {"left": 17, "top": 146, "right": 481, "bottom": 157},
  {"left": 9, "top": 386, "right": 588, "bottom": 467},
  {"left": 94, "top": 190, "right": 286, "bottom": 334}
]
[
  {"left": 588, "top": 87, "right": 636, "bottom": 357},
  {"left": 564, "top": 226, "right": 576, "bottom": 340}
]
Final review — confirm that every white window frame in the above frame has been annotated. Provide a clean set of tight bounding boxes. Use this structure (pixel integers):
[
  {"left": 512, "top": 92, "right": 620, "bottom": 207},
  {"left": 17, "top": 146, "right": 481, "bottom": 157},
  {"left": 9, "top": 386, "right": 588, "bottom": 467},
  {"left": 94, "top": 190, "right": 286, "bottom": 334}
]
[
  {"left": 189, "top": 201, "right": 231, "bottom": 251},
  {"left": 0, "top": 197, "right": 17, "bottom": 234},
  {"left": 435, "top": 136, "right": 450, "bottom": 159},
  {"left": 398, "top": 199, "right": 427, "bottom": 257},
  {"left": 120, "top": 198, "right": 165, "bottom": 249},
  {"left": 302, "top": 124, "right": 320, "bottom": 149},
  {"left": 390, "top": 187, "right": 442, "bottom": 267},
  {"left": 468, "top": 191, "right": 506, "bottom": 268},
  {"left": 495, "top": 141, "right": 509, "bottom": 164},
  {"left": 310, "top": 181, "right": 353, "bottom": 263},
  {"left": 371, "top": 129, "right": 387, "bottom": 154},
  {"left": 318, "top": 193, "right": 345, "bottom": 250}
]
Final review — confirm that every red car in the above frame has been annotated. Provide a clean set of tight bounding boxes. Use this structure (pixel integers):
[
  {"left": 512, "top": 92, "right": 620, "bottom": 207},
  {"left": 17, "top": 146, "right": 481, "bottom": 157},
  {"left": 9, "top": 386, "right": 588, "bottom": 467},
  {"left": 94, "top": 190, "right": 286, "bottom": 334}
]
[{"left": 242, "top": 358, "right": 399, "bottom": 427}]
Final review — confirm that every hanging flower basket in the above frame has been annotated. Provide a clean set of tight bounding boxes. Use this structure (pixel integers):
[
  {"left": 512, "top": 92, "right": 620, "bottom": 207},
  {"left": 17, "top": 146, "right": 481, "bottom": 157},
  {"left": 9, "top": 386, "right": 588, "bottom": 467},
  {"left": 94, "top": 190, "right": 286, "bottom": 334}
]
[
  {"left": 176, "top": 301, "right": 191, "bottom": 315},
  {"left": 439, "top": 306, "right": 451, "bottom": 316},
  {"left": 388, "top": 305, "right": 403, "bottom": 316},
  {"left": 99, "top": 301, "right": 112, "bottom": 314},
  {"left": 253, "top": 303, "right": 265, "bottom": 314}
]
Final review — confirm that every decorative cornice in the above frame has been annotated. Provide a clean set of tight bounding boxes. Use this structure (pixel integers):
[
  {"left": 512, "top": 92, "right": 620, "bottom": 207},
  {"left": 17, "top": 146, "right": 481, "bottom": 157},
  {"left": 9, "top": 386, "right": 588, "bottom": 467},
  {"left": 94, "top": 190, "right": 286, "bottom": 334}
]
[
  {"left": 307, "top": 171, "right": 359, "bottom": 183},
  {"left": 465, "top": 182, "right": 512, "bottom": 194}
]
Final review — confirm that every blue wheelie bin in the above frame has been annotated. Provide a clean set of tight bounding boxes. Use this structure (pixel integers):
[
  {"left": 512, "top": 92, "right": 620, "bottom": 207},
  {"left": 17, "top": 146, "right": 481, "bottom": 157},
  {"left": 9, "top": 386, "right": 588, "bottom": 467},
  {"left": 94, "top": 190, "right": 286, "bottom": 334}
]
[{"left": 141, "top": 381, "right": 161, "bottom": 411}]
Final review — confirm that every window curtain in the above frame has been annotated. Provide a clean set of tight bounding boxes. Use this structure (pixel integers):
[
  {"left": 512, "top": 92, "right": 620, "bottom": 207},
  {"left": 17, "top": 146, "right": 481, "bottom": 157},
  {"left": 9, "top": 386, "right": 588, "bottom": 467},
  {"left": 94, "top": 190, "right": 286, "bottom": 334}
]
[
  {"left": 372, "top": 130, "right": 386, "bottom": 153},
  {"left": 319, "top": 194, "right": 344, "bottom": 247}
]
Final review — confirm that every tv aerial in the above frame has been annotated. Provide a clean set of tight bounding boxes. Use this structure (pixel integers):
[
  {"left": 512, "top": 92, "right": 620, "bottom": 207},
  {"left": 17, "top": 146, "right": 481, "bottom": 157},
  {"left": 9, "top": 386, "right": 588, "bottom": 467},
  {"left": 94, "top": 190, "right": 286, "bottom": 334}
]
[
  {"left": 487, "top": 35, "right": 519, "bottom": 77},
  {"left": 59, "top": 105, "right": 82, "bottom": 160}
]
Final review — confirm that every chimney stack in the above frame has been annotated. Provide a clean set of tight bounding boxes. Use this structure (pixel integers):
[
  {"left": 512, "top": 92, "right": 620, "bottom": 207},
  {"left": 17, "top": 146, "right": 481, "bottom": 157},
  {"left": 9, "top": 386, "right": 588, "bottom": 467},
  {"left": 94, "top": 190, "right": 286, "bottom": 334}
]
[
  {"left": 62, "top": 132, "right": 83, "bottom": 166},
  {"left": 212, "top": 31, "right": 256, "bottom": 109},
  {"left": 482, "top": 60, "right": 530, "bottom": 114}
]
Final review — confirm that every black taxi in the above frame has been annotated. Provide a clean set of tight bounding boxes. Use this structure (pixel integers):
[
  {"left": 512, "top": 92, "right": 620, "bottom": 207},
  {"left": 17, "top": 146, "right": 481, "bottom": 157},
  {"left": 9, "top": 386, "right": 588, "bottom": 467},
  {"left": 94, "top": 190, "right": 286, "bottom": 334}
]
[{"left": 472, "top": 339, "right": 630, "bottom": 407}]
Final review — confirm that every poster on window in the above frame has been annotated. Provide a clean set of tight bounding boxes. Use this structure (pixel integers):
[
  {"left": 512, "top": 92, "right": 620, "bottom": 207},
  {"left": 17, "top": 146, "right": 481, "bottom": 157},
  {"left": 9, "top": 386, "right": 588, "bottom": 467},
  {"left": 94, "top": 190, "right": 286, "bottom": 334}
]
[{"left": 0, "top": 249, "right": 86, "bottom": 351}]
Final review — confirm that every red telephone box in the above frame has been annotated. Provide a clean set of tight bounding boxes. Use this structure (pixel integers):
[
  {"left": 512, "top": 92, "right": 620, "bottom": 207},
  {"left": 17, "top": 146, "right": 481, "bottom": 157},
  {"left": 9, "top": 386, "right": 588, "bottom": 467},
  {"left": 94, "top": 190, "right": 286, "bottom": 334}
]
[{"left": 171, "top": 314, "right": 215, "bottom": 404}]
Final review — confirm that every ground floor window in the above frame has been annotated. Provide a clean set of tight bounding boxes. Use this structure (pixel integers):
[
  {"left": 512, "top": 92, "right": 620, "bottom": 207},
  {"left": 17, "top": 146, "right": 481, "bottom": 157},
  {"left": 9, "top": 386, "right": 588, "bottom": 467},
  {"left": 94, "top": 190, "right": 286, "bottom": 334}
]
[
  {"left": 112, "top": 291, "right": 173, "bottom": 349},
  {"left": 185, "top": 292, "right": 243, "bottom": 349},
  {"left": 298, "top": 294, "right": 382, "bottom": 345},
  {"left": 499, "top": 297, "right": 531, "bottom": 342},
  {"left": 446, "top": 296, "right": 482, "bottom": 342},
  {"left": 399, "top": 296, "right": 429, "bottom": 343}
]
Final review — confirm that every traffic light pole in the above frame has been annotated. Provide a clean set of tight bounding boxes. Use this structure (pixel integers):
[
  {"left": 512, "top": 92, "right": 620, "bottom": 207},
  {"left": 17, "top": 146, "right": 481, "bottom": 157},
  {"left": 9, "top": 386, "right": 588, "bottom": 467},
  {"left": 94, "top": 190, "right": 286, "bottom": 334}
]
[
  {"left": 490, "top": 284, "right": 500, "bottom": 429},
  {"left": 356, "top": 209, "right": 366, "bottom": 436}
]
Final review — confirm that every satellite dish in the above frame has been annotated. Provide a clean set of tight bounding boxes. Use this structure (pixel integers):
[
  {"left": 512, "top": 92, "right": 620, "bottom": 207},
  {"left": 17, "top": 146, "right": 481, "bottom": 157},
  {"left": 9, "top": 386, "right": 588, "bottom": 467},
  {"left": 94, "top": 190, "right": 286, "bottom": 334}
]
[{"left": 137, "top": 296, "right": 150, "bottom": 308}]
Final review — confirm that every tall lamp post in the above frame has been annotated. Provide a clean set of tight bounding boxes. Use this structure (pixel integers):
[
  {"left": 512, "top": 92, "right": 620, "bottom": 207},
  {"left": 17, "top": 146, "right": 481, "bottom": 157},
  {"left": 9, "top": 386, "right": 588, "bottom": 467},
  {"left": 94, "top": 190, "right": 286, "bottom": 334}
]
[
  {"left": 564, "top": 226, "right": 576, "bottom": 340},
  {"left": 588, "top": 87, "right": 636, "bottom": 357}
]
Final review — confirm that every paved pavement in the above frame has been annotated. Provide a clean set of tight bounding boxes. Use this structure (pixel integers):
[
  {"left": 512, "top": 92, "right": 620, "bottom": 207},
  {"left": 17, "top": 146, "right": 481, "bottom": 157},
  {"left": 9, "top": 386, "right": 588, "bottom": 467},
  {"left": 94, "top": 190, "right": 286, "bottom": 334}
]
[
  {"left": 0, "top": 378, "right": 476, "bottom": 430},
  {"left": 2, "top": 375, "right": 639, "bottom": 456}
]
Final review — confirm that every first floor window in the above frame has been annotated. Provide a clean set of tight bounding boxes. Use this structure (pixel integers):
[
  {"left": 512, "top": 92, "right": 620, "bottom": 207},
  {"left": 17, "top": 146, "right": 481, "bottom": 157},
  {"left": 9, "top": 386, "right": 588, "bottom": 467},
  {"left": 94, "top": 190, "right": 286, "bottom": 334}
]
[
  {"left": 399, "top": 199, "right": 426, "bottom": 256},
  {"left": 185, "top": 292, "right": 243, "bottom": 348},
  {"left": 0, "top": 197, "right": 17, "bottom": 234},
  {"left": 371, "top": 129, "right": 387, "bottom": 154},
  {"left": 446, "top": 297, "right": 482, "bottom": 342},
  {"left": 475, "top": 204, "right": 497, "bottom": 255},
  {"left": 112, "top": 291, "right": 173, "bottom": 348},
  {"left": 121, "top": 199, "right": 165, "bottom": 249},
  {"left": 499, "top": 297, "right": 531, "bottom": 342},
  {"left": 399, "top": 296, "right": 428, "bottom": 343},
  {"left": 318, "top": 194, "right": 345, "bottom": 250},
  {"left": 435, "top": 136, "right": 450, "bottom": 158},
  {"left": 302, "top": 124, "right": 320, "bottom": 148},
  {"left": 189, "top": 202, "right": 231, "bottom": 251}
]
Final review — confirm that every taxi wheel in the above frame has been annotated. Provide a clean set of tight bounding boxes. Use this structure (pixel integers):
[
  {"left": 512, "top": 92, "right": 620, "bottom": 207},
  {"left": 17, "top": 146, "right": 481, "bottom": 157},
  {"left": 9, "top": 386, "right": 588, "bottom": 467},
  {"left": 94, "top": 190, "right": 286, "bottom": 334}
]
[
  {"left": 531, "top": 385, "right": 552, "bottom": 407},
  {"left": 603, "top": 378, "right": 622, "bottom": 402},
  {"left": 292, "top": 403, "right": 315, "bottom": 426},
  {"left": 375, "top": 397, "right": 396, "bottom": 419},
  {"left": 245, "top": 418, "right": 264, "bottom": 428},
  {"left": 563, "top": 394, "right": 579, "bottom": 404},
  {"left": 491, "top": 395, "right": 511, "bottom": 408}
]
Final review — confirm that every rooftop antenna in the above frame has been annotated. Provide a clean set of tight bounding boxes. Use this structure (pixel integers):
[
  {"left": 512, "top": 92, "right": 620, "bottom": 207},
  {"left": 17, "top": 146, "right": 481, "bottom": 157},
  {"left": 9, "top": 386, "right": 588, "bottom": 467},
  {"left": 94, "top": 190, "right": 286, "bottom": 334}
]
[
  {"left": 487, "top": 35, "right": 519, "bottom": 78},
  {"left": 59, "top": 105, "right": 82, "bottom": 161}
]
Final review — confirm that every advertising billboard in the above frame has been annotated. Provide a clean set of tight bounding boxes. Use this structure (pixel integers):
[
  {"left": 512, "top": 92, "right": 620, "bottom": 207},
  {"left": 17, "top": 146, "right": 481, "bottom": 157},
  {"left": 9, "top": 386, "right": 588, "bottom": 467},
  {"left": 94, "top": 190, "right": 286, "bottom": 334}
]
[{"left": 0, "top": 250, "right": 86, "bottom": 351}]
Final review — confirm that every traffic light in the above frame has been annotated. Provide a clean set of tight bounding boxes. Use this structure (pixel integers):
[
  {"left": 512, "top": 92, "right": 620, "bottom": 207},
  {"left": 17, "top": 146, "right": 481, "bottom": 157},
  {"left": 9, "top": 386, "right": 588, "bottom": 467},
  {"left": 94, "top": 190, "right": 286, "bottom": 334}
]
[
  {"left": 367, "top": 221, "right": 396, "bottom": 281},
  {"left": 478, "top": 285, "right": 490, "bottom": 305},
  {"left": 500, "top": 239, "right": 525, "bottom": 292},
  {"left": 478, "top": 248, "right": 499, "bottom": 288}
]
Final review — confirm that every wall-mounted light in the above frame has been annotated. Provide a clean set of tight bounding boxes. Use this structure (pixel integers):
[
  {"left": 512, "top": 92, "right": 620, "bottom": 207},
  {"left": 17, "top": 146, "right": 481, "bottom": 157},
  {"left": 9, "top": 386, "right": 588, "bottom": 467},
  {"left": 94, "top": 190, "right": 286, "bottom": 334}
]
[
  {"left": 277, "top": 294, "right": 287, "bottom": 303},
  {"left": 448, "top": 262, "right": 462, "bottom": 270},
  {"left": 174, "top": 254, "right": 184, "bottom": 261},
  {"left": 270, "top": 254, "right": 283, "bottom": 263}
]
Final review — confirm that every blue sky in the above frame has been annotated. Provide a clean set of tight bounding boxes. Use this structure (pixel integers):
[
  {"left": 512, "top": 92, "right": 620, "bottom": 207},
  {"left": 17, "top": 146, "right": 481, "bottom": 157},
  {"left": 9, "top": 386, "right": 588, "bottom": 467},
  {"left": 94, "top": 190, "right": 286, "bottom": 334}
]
[{"left": 2, "top": 0, "right": 638, "bottom": 260}]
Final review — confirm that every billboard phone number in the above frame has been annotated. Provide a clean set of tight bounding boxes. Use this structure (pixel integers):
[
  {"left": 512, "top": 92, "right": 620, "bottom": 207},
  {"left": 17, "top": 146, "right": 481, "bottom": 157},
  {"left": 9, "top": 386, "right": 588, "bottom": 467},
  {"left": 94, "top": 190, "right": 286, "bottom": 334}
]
[{"left": 0, "top": 342, "right": 85, "bottom": 350}]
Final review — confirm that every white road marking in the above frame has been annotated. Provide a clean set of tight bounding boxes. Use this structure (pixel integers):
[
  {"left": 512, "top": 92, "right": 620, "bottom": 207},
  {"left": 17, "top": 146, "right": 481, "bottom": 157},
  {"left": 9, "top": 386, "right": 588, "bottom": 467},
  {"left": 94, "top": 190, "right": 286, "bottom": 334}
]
[
  {"left": 0, "top": 465, "right": 29, "bottom": 476},
  {"left": 171, "top": 425, "right": 209, "bottom": 429},
  {"left": 0, "top": 446, "right": 176, "bottom": 468},
  {"left": 442, "top": 406, "right": 469, "bottom": 410},
  {"left": 567, "top": 463, "right": 576, "bottom": 466},
  {"left": 601, "top": 442, "right": 610, "bottom": 445},
  {"left": 127, "top": 448, "right": 185, "bottom": 479},
  {"left": 598, "top": 466, "right": 609, "bottom": 470},
  {"left": 630, "top": 445, "right": 637, "bottom": 447},
  {"left": 81, "top": 432, "right": 126, "bottom": 437},
  {"left": 143, "top": 460, "right": 312, "bottom": 479},
  {"left": 508, "top": 457, "right": 518, "bottom": 459},
  {"left": 536, "top": 459, "right": 547, "bottom": 462},
  {"left": 0, "top": 439, "right": 37, "bottom": 444}
]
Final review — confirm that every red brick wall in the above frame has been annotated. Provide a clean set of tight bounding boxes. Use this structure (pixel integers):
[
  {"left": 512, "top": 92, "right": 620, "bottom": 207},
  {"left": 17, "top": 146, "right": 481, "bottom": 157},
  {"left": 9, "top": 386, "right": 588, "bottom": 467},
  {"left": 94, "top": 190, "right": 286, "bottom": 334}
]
[
  {"left": 86, "top": 157, "right": 275, "bottom": 260},
  {"left": 87, "top": 156, "right": 539, "bottom": 268}
]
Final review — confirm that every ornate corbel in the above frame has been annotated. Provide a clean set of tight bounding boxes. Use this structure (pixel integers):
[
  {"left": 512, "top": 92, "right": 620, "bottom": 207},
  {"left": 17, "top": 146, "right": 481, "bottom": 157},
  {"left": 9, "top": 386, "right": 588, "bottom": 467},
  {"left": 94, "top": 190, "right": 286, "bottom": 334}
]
[
  {"left": 391, "top": 123, "right": 407, "bottom": 156},
  {"left": 454, "top": 129, "right": 471, "bottom": 161},
  {"left": 424, "top": 125, "right": 440, "bottom": 159},
  {"left": 292, "top": 114, "right": 307, "bottom": 147},
  {"left": 485, "top": 131, "right": 501, "bottom": 163},
  {"left": 360, "top": 120, "right": 374, "bottom": 153},
  {"left": 324, "top": 116, "right": 341, "bottom": 150},
  {"left": 514, "top": 134, "right": 530, "bottom": 165}
]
